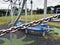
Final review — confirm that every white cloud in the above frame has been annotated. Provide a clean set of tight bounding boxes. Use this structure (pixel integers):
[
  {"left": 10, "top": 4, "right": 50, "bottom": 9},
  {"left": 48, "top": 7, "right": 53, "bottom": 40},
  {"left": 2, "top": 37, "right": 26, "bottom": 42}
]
[
  {"left": 47, "top": 0, "right": 60, "bottom": 6},
  {"left": 0, "top": 0, "right": 60, "bottom": 10},
  {"left": 27, "top": 0, "right": 60, "bottom": 10},
  {"left": 0, "top": 0, "right": 10, "bottom": 9}
]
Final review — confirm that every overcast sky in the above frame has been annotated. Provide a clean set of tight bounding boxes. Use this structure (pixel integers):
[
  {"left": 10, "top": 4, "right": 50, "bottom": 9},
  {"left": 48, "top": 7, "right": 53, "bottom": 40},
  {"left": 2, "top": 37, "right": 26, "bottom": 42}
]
[{"left": 0, "top": 0, "right": 60, "bottom": 10}]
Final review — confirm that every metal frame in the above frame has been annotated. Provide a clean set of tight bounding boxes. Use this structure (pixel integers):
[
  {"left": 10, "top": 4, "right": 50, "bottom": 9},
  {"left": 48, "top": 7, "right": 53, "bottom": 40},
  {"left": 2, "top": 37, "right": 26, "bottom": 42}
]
[
  {"left": 30, "top": 0, "right": 33, "bottom": 21},
  {"left": 43, "top": 0, "right": 47, "bottom": 36},
  {"left": 25, "top": 1, "right": 28, "bottom": 23}
]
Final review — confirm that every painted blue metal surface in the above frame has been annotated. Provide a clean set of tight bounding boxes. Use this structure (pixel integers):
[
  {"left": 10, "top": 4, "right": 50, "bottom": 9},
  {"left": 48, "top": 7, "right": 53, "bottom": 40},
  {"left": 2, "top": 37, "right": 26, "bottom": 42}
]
[
  {"left": 16, "top": 22, "right": 23, "bottom": 26},
  {"left": 50, "top": 19, "right": 60, "bottom": 22},
  {"left": 15, "top": 22, "right": 49, "bottom": 32},
  {"left": 53, "top": 8, "right": 60, "bottom": 14},
  {"left": 27, "top": 23, "right": 49, "bottom": 32}
]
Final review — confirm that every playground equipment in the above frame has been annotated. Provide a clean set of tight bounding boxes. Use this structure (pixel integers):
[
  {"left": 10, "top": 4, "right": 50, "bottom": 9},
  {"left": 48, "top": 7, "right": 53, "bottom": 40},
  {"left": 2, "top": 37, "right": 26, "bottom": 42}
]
[
  {"left": 16, "top": 0, "right": 33, "bottom": 25},
  {"left": 0, "top": 1, "right": 60, "bottom": 45},
  {"left": 3, "top": 0, "right": 22, "bottom": 45},
  {"left": 0, "top": 0, "right": 60, "bottom": 37},
  {"left": 24, "top": 0, "right": 49, "bottom": 36},
  {"left": 15, "top": 0, "right": 49, "bottom": 36},
  {"left": 26, "top": 22, "right": 49, "bottom": 36},
  {"left": 50, "top": 8, "right": 60, "bottom": 22},
  {"left": 0, "top": 14, "right": 60, "bottom": 36},
  {"left": 30, "top": 0, "right": 33, "bottom": 21}
]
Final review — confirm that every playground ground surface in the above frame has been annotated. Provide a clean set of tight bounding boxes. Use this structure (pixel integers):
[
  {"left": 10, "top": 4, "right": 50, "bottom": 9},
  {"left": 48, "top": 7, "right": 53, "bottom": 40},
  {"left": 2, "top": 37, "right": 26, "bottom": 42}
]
[
  {"left": 0, "top": 23, "right": 60, "bottom": 45},
  {"left": 0, "top": 14, "right": 60, "bottom": 45}
]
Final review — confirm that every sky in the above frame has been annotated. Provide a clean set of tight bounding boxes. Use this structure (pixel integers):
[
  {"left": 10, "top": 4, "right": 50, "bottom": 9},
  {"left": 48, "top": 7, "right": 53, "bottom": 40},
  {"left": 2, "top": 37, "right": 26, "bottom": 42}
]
[{"left": 0, "top": 0, "right": 60, "bottom": 10}]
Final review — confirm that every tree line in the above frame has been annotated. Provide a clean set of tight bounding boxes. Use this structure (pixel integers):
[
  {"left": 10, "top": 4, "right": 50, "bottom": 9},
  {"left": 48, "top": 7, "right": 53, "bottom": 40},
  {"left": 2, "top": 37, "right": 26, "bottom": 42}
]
[
  {"left": 0, "top": 5, "right": 60, "bottom": 17},
  {"left": 35, "top": 5, "right": 60, "bottom": 14}
]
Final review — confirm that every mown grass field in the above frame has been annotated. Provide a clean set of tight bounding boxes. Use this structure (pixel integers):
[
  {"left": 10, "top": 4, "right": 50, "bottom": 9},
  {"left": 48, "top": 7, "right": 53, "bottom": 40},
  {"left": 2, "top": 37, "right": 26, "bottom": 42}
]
[{"left": 0, "top": 14, "right": 60, "bottom": 27}]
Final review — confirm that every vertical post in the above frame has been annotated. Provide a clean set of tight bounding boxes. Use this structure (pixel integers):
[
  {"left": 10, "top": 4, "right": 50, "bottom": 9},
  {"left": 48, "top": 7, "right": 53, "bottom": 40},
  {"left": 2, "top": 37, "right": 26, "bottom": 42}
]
[
  {"left": 10, "top": 0, "right": 13, "bottom": 45},
  {"left": 25, "top": 1, "right": 28, "bottom": 33},
  {"left": 10, "top": 0, "right": 14, "bottom": 26},
  {"left": 30, "top": 0, "right": 33, "bottom": 21},
  {"left": 2, "top": 13, "right": 3, "bottom": 22},
  {"left": 18, "top": 0, "right": 21, "bottom": 20},
  {"left": 13, "top": 0, "right": 16, "bottom": 16},
  {"left": 43, "top": 32, "right": 45, "bottom": 36},
  {"left": 44, "top": 0, "right": 47, "bottom": 19},
  {"left": 6, "top": 5, "right": 10, "bottom": 23},
  {"left": 51, "top": 8, "right": 54, "bottom": 14},
  {"left": 5, "top": 7, "right": 8, "bottom": 23},
  {"left": 43, "top": 0, "right": 47, "bottom": 36},
  {"left": 25, "top": 1, "right": 27, "bottom": 23},
  {"left": 16, "top": 0, "right": 21, "bottom": 21}
]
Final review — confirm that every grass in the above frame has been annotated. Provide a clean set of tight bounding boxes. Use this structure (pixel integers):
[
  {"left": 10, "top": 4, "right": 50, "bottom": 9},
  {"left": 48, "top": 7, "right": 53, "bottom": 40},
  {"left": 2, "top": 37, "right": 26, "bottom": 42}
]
[
  {"left": 0, "top": 14, "right": 60, "bottom": 27},
  {"left": 49, "top": 28, "right": 60, "bottom": 40},
  {"left": 0, "top": 34, "right": 34, "bottom": 45},
  {"left": 0, "top": 16, "right": 17, "bottom": 24},
  {"left": 47, "top": 22, "right": 60, "bottom": 27},
  {"left": 50, "top": 28, "right": 60, "bottom": 37}
]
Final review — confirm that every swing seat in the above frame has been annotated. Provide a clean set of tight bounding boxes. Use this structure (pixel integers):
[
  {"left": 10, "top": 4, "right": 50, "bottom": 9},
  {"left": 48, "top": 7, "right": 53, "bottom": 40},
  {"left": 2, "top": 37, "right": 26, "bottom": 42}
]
[
  {"left": 50, "top": 19, "right": 60, "bottom": 22},
  {"left": 27, "top": 23, "right": 49, "bottom": 32}
]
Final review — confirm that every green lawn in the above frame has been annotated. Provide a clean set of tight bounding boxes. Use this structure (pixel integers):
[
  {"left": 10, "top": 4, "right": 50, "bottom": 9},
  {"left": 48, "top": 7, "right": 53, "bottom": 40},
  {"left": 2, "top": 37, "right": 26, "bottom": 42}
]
[
  {"left": 0, "top": 16, "right": 17, "bottom": 24},
  {"left": 0, "top": 14, "right": 60, "bottom": 27},
  {"left": 47, "top": 22, "right": 60, "bottom": 27}
]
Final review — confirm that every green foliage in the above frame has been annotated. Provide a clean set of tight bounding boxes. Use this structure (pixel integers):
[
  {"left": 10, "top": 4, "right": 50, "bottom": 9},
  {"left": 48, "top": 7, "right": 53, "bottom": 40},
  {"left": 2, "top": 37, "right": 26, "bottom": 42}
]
[
  {"left": 0, "top": 35, "right": 34, "bottom": 45},
  {"left": 50, "top": 28, "right": 60, "bottom": 37},
  {"left": 54, "top": 5, "right": 60, "bottom": 8},
  {"left": 36, "top": 8, "right": 43, "bottom": 14}
]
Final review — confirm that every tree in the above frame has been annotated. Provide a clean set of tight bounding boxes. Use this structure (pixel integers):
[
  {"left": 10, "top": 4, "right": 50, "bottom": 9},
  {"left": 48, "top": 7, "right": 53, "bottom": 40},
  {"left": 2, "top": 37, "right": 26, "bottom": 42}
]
[
  {"left": 47, "top": 6, "right": 54, "bottom": 14},
  {"left": 36, "top": 8, "right": 43, "bottom": 14},
  {"left": 0, "top": 9, "right": 6, "bottom": 16},
  {"left": 54, "top": 5, "right": 60, "bottom": 8}
]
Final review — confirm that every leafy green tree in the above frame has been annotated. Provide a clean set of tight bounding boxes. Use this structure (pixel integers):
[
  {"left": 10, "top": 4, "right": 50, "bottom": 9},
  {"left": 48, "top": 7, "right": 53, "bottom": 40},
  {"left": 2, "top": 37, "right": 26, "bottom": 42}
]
[
  {"left": 36, "top": 8, "right": 43, "bottom": 14},
  {"left": 54, "top": 5, "right": 60, "bottom": 8}
]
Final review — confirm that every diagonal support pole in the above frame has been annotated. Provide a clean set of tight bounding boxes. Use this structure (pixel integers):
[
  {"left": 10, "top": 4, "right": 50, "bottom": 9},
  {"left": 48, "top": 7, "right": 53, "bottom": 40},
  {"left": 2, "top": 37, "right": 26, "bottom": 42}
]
[{"left": 14, "top": 0, "right": 27, "bottom": 25}]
